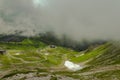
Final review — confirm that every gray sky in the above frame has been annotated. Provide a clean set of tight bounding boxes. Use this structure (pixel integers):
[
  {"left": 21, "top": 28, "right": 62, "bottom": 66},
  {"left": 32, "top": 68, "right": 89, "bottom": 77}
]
[{"left": 0, "top": 0, "right": 120, "bottom": 40}]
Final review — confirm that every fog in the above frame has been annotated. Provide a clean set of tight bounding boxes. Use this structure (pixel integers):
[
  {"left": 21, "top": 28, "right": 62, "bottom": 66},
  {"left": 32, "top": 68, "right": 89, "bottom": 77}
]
[{"left": 0, "top": 0, "right": 120, "bottom": 41}]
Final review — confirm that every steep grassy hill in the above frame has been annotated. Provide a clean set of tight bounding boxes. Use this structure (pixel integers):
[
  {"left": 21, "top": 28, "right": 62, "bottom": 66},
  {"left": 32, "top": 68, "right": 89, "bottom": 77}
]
[{"left": 72, "top": 42, "right": 120, "bottom": 80}]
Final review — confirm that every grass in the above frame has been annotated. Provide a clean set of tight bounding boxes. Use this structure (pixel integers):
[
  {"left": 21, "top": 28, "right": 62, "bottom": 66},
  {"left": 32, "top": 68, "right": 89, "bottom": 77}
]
[
  {"left": 0, "top": 41, "right": 120, "bottom": 80},
  {"left": 88, "top": 42, "right": 120, "bottom": 66},
  {"left": 0, "top": 42, "right": 80, "bottom": 79},
  {"left": 70, "top": 43, "right": 109, "bottom": 63},
  {"left": 83, "top": 70, "right": 120, "bottom": 80},
  {"left": 0, "top": 41, "right": 79, "bottom": 71},
  {"left": 0, "top": 39, "right": 46, "bottom": 50}
]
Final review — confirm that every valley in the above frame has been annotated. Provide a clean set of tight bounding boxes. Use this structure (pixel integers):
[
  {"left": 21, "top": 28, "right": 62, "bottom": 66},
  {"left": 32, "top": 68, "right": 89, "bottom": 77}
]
[{"left": 0, "top": 39, "right": 119, "bottom": 80}]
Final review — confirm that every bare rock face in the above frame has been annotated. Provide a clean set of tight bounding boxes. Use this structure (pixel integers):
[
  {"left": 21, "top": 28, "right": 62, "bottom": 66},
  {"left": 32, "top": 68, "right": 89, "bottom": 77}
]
[
  {"left": 4, "top": 73, "right": 50, "bottom": 80},
  {"left": 4, "top": 72, "right": 80, "bottom": 80}
]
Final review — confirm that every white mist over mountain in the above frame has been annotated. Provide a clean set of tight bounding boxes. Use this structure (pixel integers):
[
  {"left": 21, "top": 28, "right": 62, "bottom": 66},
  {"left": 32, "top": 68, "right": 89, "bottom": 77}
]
[
  {"left": 33, "top": 0, "right": 48, "bottom": 7},
  {"left": 0, "top": 0, "right": 120, "bottom": 40}
]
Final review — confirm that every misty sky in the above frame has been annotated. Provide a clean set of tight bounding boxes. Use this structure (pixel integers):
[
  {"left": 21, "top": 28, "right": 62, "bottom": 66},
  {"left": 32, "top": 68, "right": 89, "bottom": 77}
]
[{"left": 0, "top": 0, "right": 120, "bottom": 40}]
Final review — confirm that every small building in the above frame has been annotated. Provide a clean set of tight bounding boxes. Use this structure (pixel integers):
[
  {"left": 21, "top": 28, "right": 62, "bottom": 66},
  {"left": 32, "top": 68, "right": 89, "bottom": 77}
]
[
  {"left": 0, "top": 50, "right": 6, "bottom": 55},
  {"left": 49, "top": 45, "right": 56, "bottom": 48}
]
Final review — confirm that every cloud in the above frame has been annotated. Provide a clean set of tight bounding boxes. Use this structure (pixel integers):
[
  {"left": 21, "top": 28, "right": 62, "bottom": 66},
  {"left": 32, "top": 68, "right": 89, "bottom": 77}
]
[{"left": 0, "top": 0, "right": 120, "bottom": 40}]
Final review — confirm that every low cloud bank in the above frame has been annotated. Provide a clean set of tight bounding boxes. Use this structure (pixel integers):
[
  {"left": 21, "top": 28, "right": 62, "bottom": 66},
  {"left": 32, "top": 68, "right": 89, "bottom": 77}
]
[{"left": 0, "top": 0, "right": 120, "bottom": 41}]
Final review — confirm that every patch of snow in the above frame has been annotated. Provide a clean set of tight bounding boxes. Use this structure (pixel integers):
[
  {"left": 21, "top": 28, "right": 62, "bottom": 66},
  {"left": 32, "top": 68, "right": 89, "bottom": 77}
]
[{"left": 64, "top": 60, "right": 83, "bottom": 71}]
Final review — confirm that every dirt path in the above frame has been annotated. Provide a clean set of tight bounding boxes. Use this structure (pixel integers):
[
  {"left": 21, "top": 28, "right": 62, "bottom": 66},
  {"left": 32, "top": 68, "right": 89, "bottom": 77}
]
[
  {"left": 77, "top": 64, "right": 120, "bottom": 76},
  {"left": 7, "top": 53, "right": 29, "bottom": 63},
  {"left": 6, "top": 53, "right": 42, "bottom": 64}
]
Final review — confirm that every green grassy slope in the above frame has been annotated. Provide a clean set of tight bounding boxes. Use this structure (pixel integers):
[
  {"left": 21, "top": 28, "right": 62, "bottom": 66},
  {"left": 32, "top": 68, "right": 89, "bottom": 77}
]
[
  {"left": 88, "top": 42, "right": 120, "bottom": 66},
  {"left": 0, "top": 39, "right": 46, "bottom": 50},
  {"left": 73, "top": 42, "right": 120, "bottom": 80},
  {"left": 0, "top": 40, "right": 79, "bottom": 77},
  {"left": 0, "top": 41, "right": 120, "bottom": 80},
  {"left": 70, "top": 43, "right": 109, "bottom": 63}
]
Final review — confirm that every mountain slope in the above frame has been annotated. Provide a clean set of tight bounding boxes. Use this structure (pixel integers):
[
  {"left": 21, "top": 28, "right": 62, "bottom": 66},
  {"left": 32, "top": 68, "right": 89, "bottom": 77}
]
[
  {"left": 71, "top": 42, "right": 120, "bottom": 80},
  {"left": 0, "top": 41, "right": 120, "bottom": 80}
]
